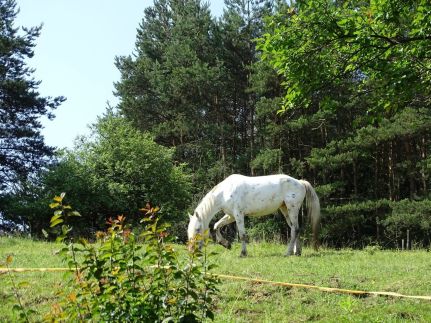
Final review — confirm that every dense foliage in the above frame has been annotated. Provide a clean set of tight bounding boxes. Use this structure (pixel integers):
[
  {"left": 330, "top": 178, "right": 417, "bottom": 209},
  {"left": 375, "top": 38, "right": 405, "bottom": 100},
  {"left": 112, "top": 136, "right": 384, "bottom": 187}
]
[
  {"left": 1, "top": 114, "right": 192, "bottom": 237},
  {"left": 115, "top": 0, "right": 278, "bottom": 189},
  {"left": 257, "top": 0, "right": 431, "bottom": 246},
  {"left": 40, "top": 195, "right": 218, "bottom": 322}
]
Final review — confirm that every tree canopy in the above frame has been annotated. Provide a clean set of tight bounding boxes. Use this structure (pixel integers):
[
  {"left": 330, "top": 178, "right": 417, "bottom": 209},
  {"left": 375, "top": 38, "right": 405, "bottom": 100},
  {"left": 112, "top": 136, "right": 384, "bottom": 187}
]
[
  {"left": 257, "top": 0, "right": 431, "bottom": 246},
  {"left": 0, "top": 113, "right": 192, "bottom": 236},
  {"left": 259, "top": 0, "right": 431, "bottom": 117}
]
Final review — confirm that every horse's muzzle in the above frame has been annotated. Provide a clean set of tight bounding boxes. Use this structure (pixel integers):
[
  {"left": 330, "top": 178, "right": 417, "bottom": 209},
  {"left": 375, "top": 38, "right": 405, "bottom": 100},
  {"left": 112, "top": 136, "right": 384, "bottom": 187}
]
[
  {"left": 187, "top": 239, "right": 203, "bottom": 252},
  {"left": 219, "top": 239, "right": 231, "bottom": 249},
  {"left": 187, "top": 239, "right": 196, "bottom": 252}
]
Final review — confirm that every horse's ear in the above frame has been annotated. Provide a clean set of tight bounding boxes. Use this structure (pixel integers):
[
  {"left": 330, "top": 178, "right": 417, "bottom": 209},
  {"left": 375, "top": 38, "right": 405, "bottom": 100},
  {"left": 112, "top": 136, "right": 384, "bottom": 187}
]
[{"left": 188, "top": 213, "right": 192, "bottom": 219}]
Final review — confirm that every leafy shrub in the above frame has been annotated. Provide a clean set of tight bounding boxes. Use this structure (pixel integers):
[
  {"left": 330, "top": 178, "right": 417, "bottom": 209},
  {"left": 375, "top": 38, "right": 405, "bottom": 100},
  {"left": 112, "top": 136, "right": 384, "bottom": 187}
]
[
  {"left": 45, "top": 194, "right": 219, "bottom": 322},
  {"left": 1, "top": 115, "right": 192, "bottom": 238},
  {"left": 1, "top": 255, "right": 36, "bottom": 322},
  {"left": 322, "top": 199, "right": 431, "bottom": 248}
]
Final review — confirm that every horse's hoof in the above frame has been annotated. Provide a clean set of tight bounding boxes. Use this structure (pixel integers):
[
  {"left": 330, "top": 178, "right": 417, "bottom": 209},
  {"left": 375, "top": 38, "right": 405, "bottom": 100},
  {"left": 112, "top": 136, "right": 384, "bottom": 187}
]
[{"left": 240, "top": 251, "right": 247, "bottom": 257}]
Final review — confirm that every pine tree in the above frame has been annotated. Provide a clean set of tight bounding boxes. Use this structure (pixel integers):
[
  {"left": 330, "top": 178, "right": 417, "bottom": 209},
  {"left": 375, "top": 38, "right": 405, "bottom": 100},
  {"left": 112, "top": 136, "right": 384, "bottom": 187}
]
[
  {"left": 219, "top": 0, "right": 276, "bottom": 175},
  {"left": 0, "top": 0, "right": 64, "bottom": 189},
  {"left": 115, "top": 0, "right": 227, "bottom": 188}
]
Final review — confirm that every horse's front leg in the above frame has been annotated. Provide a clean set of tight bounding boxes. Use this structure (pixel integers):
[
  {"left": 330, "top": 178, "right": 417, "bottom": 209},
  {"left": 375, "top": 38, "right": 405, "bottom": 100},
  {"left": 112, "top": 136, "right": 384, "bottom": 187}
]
[
  {"left": 235, "top": 213, "right": 248, "bottom": 257},
  {"left": 214, "top": 214, "right": 235, "bottom": 249}
]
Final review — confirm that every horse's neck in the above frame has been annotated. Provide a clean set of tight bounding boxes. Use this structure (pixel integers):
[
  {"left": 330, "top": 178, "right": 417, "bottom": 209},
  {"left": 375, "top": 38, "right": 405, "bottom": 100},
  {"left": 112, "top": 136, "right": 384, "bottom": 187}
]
[{"left": 197, "top": 192, "right": 220, "bottom": 229}]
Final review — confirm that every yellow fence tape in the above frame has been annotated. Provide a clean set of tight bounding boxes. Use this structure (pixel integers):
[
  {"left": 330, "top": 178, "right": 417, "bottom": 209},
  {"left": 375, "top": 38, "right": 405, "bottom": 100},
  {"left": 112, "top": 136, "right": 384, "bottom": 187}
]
[{"left": 1, "top": 267, "right": 430, "bottom": 301}]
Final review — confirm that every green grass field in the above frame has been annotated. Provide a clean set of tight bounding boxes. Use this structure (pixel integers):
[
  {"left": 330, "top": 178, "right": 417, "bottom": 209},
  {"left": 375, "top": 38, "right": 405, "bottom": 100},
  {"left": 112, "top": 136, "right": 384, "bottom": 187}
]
[{"left": 1, "top": 237, "right": 430, "bottom": 322}]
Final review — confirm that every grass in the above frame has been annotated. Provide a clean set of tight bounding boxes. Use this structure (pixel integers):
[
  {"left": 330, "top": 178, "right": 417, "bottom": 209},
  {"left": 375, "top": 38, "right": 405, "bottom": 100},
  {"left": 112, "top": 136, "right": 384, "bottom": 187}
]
[
  {"left": 1, "top": 237, "right": 431, "bottom": 322},
  {"left": 0, "top": 237, "right": 66, "bottom": 322},
  {"left": 211, "top": 242, "right": 431, "bottom": 322}
]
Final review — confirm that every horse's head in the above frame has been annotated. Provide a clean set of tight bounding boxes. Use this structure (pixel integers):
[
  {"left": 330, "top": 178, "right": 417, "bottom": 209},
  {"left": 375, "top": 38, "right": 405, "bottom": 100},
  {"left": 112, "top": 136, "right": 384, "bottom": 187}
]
[
  {"left": 187, "top": 212, "right": 203, "bottom": 252},
  {"left": 187, "top": 212, "right": 202, "bottom": 239}
]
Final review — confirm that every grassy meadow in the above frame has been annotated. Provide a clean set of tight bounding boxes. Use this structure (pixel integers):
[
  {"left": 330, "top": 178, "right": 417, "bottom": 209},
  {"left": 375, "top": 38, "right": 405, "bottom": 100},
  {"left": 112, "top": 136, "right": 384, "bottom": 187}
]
[{"left": 1, "top": 237, "right": 431, "bottom": 322}]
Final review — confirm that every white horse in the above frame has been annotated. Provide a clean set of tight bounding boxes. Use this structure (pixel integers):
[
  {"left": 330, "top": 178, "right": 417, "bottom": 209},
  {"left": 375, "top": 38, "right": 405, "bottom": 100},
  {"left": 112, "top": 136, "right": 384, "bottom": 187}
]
[{"left": 187, "top": 174, "right": 320, "bottom": 257}]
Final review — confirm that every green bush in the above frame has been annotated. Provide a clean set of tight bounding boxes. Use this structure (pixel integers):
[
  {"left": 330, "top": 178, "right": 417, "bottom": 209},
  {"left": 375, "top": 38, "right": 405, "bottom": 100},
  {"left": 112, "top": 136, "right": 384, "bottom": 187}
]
[
  {"left": 321, "top": 199, "right": 431, "bottom": 248},
  {"left": 45, "top": 194, "right": 219, "bottom": 322},
  {"left": 0, "top": 114, "right": 192, "bottom": 238}
]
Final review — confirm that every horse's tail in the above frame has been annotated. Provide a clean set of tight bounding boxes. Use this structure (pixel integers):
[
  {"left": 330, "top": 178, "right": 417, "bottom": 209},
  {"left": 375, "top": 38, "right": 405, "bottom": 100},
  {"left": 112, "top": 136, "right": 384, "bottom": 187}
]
[{"left": 299, "top": 180, "right": 321, "bottom": 251}]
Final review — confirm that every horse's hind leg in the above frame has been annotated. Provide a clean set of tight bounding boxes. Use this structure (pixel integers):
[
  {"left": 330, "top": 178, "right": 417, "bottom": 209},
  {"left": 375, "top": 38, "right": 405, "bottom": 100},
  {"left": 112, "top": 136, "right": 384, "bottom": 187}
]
[
  {"left": 234, "top": 212, "right": 248, "bottom": 257},
  {"left": 214, "top": 214, "right": 235, "bottom": 249},
  {"left": 280, "top": 203, "right": 301, "bottom": 256}
]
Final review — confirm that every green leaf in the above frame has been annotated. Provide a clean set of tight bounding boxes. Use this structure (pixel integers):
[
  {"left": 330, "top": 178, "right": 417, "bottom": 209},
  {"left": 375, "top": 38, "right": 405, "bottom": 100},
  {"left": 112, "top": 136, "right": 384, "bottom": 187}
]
[
  {"left": 61, "top": 225, "right": 71, "bottom": 235},
  {"left": 55, "top": 236, "right": 65, "bottom": 243},
  {"left": 53, "top": 195, "right": 63, "bottom": 202},
  {"left": 50, "top": 213, "right": 63, "bottom": 223},
  {"left": 49, "top": 202, "right": 60, "bottom": 209},
  {"left": 71, "top": 211, "right": 81, "bottom": 217},
  {"left": 50, "top": 218, "right": 64, "bottom": 227},
  {"left": 42, "top": 229, "right": 49, "bottom": 238}
]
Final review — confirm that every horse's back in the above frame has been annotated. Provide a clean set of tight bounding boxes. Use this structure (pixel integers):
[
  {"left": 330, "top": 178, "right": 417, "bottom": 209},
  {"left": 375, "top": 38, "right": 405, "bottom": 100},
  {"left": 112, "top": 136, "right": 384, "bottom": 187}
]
[
  {"left": 222, "top": 174, "right": 299, "bottom": 188},
  {"left": 216, "top": 174, "right": 303, "bottom": 216}
]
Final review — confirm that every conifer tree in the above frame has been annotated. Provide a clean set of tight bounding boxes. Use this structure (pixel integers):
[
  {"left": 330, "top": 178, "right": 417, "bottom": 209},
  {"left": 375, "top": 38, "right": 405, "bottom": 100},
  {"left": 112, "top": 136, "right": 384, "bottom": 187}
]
[
  {"left": 115, "top": 0, "right": 226, "bottom": 187},
  {"left": 0, "top": 0, "right": 64, "bottom": 190}
]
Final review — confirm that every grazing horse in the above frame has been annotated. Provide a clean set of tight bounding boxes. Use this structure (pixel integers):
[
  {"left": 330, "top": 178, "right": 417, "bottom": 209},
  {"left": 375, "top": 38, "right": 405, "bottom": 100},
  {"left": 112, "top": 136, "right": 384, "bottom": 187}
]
[{"left": 187, "top": 174, "right": 320, "bottom": 257}]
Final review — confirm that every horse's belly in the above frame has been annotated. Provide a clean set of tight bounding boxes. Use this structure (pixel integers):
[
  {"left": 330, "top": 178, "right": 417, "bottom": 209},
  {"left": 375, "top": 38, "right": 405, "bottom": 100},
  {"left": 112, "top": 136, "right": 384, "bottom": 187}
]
[
  {"left": 240, "top": 198, "right": 283, "bottom": 217},
  {"left": 247, "top": 208, "right": 279, "bottom": 217}
]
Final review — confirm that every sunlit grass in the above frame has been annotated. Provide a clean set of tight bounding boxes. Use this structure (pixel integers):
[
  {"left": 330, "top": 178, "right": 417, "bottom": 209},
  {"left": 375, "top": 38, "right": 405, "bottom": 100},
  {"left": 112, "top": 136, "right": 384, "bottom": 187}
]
[
  {"left": 212, "top": 242, "right": 431, "bottom": 322},
  {"left": 0, "top": 237, "right": 66, "bottom": 322},
  {"left": 1, "top": 237, "right": 431, "bottom": 322}
]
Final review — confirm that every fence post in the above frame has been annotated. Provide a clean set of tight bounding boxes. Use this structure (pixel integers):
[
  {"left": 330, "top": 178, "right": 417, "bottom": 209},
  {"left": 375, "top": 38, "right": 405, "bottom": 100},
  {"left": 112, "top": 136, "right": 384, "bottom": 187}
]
[{"left": 407, "top": 229, "right": 410, "bottom": 250}]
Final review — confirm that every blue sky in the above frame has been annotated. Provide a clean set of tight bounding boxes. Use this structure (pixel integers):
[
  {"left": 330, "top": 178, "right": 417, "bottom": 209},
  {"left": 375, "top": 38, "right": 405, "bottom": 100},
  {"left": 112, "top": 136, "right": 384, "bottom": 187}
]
[{"left": 15, "top": 0, "right": 224, "bottom": 149}]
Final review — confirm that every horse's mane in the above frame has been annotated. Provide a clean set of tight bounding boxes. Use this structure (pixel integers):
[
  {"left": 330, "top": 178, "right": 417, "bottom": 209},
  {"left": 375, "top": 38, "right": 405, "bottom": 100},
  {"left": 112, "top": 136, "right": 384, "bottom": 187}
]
[{"left": 195, "top": 186, "right": 218, "bottom": 221}]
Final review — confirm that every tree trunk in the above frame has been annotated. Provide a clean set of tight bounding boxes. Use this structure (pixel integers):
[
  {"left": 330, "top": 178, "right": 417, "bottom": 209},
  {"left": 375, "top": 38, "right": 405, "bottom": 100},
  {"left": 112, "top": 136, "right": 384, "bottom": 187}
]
[
  {"left": 388, "top": 141, "right": 394, "bottom": 200},
  {"left": 404, "top": 137, "right": 416, "bottom": 199}
]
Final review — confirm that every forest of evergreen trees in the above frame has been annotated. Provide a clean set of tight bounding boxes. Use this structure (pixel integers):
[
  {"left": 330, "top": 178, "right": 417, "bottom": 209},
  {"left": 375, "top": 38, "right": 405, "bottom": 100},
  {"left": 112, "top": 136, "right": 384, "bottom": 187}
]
[{"left": 1, "top": 0, "right": 430, "bottom": 248}]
